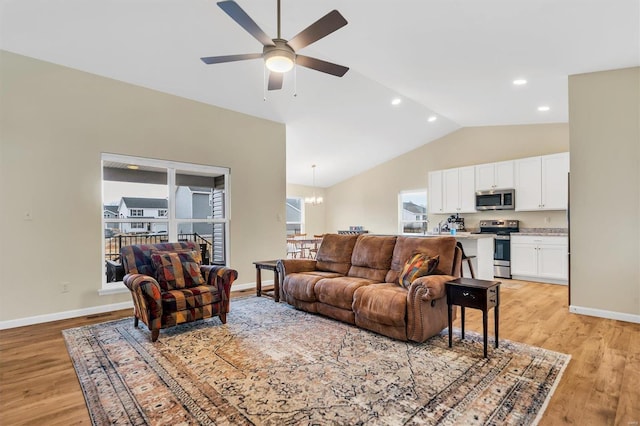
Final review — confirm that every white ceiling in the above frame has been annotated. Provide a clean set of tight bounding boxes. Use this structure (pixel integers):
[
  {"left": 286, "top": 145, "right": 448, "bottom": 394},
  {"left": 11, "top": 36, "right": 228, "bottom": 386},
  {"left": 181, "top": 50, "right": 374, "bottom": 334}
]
[{"left": 1, "top": 0, "right": 638, "bottom": 187}]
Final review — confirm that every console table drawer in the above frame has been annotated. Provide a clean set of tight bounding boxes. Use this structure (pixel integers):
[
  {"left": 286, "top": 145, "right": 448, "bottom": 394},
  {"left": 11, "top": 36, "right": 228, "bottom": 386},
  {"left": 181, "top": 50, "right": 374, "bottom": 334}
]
[{"left": 448, "top": 286, "right": 487, "bottom": 309}]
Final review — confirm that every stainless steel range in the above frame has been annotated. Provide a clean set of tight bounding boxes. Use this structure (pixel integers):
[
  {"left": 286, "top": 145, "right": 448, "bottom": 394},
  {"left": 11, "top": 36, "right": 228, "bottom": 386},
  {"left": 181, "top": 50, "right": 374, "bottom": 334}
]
[{"left": 477, "top": 219, "right": 520, "bottom": 278}]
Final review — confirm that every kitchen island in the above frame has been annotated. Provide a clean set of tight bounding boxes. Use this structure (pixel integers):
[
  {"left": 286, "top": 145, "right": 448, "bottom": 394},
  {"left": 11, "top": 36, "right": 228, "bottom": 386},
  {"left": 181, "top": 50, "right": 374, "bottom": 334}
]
[{"left": 426, "top": 232, "right": 495, "bottom": 280}]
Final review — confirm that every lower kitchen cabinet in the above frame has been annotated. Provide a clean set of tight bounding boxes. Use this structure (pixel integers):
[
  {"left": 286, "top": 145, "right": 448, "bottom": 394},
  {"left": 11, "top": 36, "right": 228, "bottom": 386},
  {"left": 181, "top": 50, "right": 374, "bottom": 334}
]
[{"left": 511, "top": 235, "right": 568, "bottom": 284}]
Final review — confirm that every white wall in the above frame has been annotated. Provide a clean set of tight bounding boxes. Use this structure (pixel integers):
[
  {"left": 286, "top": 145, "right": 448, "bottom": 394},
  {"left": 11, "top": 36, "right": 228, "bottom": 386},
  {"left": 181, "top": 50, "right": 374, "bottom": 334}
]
[
  {"left": 569, "top": 67, "right": 640, "bottom": 320},
  {"left": 325, "top": 124, "right": 570, "bottom": 234},
  {"left": 0, "top": 51, "right": 287, "bottom": 323}
]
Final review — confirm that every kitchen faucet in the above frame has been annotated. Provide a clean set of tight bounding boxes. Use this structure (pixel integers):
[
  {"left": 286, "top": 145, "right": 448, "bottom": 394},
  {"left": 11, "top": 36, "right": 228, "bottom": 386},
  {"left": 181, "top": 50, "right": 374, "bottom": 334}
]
[{"left": 438, "top": 220, "right": 447, "bottom": 234}]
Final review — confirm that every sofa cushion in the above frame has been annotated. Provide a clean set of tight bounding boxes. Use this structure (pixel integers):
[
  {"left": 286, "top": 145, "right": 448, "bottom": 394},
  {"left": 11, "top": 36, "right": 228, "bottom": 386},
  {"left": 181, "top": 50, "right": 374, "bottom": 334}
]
[
  {"left": 315, "top": 276, "right": 377, "bottom": 310},
  {"left": 353, "top": 283, "right": 408, "bottom": 327},
  {"left": 282, "top": 273, "right": 325, "bottom": 302},
  {"left": 348, "top": 235, "right": 397, "bottom": 281},
  {"left": 399, "top": 253, "right": 439, "bottom": 288},
  {"left": 386, "top": 236, "right": 457, "bottom": 284},
  {"left": 151, "top": 251, "right": 204, "bottom": 291},
  {"left": 315, "top": 234, "right": 359, "bottom": 275}
]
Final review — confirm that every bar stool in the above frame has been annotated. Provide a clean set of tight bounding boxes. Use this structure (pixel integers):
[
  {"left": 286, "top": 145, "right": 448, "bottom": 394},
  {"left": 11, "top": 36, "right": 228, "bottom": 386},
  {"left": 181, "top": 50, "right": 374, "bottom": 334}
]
[{"left": 456, "top": 241, "right": 476, "bottom": 278}]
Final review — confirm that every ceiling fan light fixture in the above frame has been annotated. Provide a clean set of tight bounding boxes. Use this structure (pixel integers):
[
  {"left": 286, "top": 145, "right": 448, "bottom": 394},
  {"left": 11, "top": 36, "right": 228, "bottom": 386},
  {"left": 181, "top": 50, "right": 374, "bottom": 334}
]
[{"left": 264, "top": 40, "right": 295, "bottom": 73}]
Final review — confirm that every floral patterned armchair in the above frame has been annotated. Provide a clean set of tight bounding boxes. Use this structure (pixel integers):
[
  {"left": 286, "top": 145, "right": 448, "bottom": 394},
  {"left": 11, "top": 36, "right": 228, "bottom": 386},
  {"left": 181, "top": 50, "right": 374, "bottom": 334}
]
[{"left": 121, "top": 241, "right": 238, "bottom": 341}]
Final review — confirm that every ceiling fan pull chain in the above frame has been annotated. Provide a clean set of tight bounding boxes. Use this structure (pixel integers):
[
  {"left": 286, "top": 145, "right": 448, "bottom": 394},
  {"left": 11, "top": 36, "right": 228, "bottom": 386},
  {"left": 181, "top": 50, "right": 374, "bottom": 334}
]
[
  {"left": 263, "top": 65, "right": 267, "bottom": 101},
  {"left": 294, "top": 58, "right": 297, "bottom": 97}
]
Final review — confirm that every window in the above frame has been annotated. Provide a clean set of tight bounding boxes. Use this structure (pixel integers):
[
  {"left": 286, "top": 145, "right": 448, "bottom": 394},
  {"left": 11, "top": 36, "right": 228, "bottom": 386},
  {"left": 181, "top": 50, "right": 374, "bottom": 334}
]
[
  {"left": 101, "top": 153, "right": 230, "bottom": 291},
  {"left": 286, "top": 197, "right": 304, "bottom": 235},
  {"left": 399, "top": 190, "right": 428, "bottom": 234}
]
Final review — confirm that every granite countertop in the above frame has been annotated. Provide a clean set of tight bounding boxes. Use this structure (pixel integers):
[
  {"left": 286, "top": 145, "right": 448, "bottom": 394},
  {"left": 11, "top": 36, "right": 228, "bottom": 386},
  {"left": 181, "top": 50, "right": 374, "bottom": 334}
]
[
  {"left": 425, "top": 232, "right": 494, "bottom": 239},
  {"left": 516, "top": 228, "right": 568, "bottom": 236}
]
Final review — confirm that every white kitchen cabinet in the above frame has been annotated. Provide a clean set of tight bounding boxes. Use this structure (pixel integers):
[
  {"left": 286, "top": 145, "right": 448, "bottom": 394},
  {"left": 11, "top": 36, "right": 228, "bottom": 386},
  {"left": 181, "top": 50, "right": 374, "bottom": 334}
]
[
  {"left": 443, "top": 166, "right": 476, "bottom": 213},
  {"left": 428, "top": 170, "right": 444, "bottom": 214},
  {"left": 475, "top": 160, "right": 514, "bottom": 191},
  {"left": 515, "top": 152, "right": 569, "bottom": 211},
  {"left": 511, "top": 235, "right": 568, "bottom": 284}
]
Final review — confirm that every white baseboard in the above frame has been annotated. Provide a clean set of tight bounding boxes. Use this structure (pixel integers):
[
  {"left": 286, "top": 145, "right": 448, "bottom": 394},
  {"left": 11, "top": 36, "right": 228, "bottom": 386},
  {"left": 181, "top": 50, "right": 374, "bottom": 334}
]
[
  {"left": 0, "top": 301, "right": 134, "bottom": 330},
  {"left": 231, "top": 280, "right": 271, "bottom": 293},
  {"left": 511, "top": 275, "right": 567, "bottom": 285},
  {"left": 0, "top": 281, "right": 270, "bottom": 330},
  {"left": 569, "top": 305, "right": 640, "bottom": 324}
]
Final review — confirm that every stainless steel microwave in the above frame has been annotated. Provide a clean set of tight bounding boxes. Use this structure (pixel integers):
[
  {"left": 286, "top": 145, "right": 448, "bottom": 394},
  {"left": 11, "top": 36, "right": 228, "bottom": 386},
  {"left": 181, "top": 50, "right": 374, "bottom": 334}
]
[{"left": 475, "top": 189, "right": 515, "bottom": 211}]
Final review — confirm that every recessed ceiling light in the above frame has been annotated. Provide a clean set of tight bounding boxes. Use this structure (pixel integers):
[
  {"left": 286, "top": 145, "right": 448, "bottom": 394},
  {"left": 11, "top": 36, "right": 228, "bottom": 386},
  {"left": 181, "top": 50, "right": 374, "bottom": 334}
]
[
  {"left": 537, "top": 105, "right": 550, "bottom": 112},
  {"left": 391, "top": 98, "right": 402, "bottom": 106},
  {"left": 428, "top": 115, "right": 438, "bottom": 122},
  {"left": 513, "top": 79, "right": 527, "bottom": 86},
  {"left": 126, "top": 165, "right": 140, "bottom": 170}
]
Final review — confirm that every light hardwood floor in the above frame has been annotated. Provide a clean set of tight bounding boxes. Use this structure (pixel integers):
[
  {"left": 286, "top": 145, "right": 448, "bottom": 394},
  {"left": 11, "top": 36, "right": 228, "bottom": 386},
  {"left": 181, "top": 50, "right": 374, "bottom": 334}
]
[{"left": 0, "top": 281, "right": 638, "bottom": 425}]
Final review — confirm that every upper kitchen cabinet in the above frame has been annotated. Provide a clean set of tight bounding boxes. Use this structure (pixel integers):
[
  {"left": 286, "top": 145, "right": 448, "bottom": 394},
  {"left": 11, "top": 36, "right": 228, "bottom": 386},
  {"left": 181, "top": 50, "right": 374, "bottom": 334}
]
[
  {"left": 443, "top": 166, "right": 476, "bottom": 213},
  {"left": 428, "top": 170, "right": 444, "bottom": 214},
  {"left": 515, "top": 152, "right": 570, "bottom": 211},
  {"left": 475, "top": 160, "right": 515, "bottom": 191}
]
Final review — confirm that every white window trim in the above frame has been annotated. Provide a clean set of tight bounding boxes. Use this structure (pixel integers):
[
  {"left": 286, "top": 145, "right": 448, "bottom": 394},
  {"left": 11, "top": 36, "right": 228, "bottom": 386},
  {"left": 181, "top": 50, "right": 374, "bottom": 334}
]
[{"left": 100, "top": 153, "right": 231, "bottom": 294}]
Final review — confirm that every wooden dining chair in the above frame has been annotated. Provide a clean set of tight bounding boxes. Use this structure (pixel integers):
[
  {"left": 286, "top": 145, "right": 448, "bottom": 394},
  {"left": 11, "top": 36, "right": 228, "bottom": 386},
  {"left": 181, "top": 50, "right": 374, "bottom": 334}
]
[{"left": 308, "top": 234, "right": 324, "bottom": 259}]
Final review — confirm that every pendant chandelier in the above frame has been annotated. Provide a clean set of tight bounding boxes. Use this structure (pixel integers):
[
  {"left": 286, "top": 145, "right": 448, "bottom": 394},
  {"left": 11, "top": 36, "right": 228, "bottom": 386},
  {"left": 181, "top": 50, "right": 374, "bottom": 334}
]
[{"left": 305, "top": 165, "right": 323, "bottom": 205}]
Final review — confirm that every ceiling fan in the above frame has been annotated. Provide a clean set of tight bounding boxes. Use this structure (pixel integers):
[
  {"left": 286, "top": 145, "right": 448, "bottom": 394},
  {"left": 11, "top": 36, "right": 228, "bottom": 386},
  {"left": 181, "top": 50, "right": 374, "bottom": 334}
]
[{"left": 200, "top": 0, "right": 349, "bottom": 91}]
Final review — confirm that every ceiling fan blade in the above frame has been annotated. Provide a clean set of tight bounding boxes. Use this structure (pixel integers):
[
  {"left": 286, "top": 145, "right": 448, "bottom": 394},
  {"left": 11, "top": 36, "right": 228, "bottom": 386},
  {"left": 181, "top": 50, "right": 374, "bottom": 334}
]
[
  {"left": 200, "top": 53, "right": 263, "bottom": 64},
  {"left": 287, "top": 10, "right": 347, "bottom": 51},
  {"left": 296, "top": 55, "right": 349, "bottom": 77},
  {"left": 268, "top": 72, "right": 284, "bottom": 91},
  {"left": 217, "top": 1, "right": 275, "bottom": 47}
]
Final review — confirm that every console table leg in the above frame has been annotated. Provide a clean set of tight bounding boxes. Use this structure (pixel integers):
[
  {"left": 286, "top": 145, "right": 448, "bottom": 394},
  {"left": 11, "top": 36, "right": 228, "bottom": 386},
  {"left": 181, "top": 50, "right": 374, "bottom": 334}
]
[
  {"left": 461, "top": 307, "right": 466, "bottom": 339},
  {"left": 448, "top": 303, "right": 453, "bottom": 348},
  {"left": 255, "top": 267, "right": 262, "bottom": 297},
  {"left": 483, "top": 310, "right": 488, "bottom": 358},
  {"left": 495, "top": 304, "right": 499, "bottom": 348}
]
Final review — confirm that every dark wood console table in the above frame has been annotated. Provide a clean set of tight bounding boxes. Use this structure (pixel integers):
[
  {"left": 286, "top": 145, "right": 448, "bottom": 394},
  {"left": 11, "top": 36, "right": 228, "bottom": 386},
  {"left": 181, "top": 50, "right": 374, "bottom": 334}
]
[
  {"left": 446, "top": 277, "right": 501, "bottom": 358},
  {"left": 253, "top": 260, "right": 280, "bottom": 302}
]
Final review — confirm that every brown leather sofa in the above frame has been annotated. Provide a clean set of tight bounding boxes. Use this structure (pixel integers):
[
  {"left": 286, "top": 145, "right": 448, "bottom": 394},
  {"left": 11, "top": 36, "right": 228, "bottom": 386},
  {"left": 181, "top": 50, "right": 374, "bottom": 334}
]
[{"left": 278, "top": 233, "right": 461, "bottom": 343}]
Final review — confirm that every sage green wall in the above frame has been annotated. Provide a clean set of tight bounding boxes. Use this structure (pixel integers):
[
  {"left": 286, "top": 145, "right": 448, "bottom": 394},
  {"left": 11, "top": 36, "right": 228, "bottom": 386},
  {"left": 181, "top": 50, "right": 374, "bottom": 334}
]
[
  {"left": 0, "top": 51, "right": 287, "bottom": 323},
  {"left": 325, "top": 124, "right": 570, "bottom": 234},
  {"left": 569, "top": 67, "right": 640, "bottom": 318}
]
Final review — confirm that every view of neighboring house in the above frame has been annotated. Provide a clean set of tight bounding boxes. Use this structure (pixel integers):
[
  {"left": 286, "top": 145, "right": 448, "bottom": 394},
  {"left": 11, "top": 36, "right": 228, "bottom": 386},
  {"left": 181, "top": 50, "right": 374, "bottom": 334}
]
[
  {"left": 116, "top": 197, "right": 169, "bottom": 234},
  {"left": 175, "top": 186, "right": 214, "bottom": 235},
  {"left": 103, "top": 205, "right": 119, "bottom": 230},
  {"left": 286, "top": 198, "right": 303, "bottom": 234},
  {"left": 402, "top": 201, "right": 427, "bottom": 233}
]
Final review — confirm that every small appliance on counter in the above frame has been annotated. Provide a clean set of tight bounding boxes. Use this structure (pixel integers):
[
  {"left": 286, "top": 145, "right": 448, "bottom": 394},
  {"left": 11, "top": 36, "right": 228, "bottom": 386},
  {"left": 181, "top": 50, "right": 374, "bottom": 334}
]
[{"left": 447, "top": 214, "right": 466, "bottom": 231}]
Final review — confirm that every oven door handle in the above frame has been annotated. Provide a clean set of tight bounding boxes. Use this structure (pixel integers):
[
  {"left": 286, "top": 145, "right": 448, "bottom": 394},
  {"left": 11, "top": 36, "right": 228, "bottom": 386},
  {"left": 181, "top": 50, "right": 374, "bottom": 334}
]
[{"left": 495, "top": 235, "right": 511, "bottom": 240}]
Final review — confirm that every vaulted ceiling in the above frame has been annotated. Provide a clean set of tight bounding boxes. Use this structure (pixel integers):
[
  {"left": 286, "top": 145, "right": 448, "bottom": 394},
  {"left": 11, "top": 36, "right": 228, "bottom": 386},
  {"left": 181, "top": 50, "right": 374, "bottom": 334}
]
[{"left": 1, "top": 0, "right": 638, "bottom": 186}]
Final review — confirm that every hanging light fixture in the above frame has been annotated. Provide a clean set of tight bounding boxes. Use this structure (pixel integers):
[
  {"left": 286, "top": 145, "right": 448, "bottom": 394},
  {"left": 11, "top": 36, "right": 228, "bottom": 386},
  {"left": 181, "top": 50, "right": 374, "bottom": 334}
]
[{"left": 305, "top": 164, "right": 323, "bottom": 205}]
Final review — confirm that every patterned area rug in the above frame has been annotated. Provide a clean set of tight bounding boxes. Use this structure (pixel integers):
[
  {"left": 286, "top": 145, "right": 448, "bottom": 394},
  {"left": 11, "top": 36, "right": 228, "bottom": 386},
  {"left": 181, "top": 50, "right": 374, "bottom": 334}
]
[{"left": 63, "top": 296, "right": 570, "bottom": 425}]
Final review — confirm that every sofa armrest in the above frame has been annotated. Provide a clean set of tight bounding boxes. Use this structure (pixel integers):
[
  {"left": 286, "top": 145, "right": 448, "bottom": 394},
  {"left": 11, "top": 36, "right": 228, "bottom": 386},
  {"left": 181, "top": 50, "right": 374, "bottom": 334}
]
[
  {"left": 200, "top": 265, "right": 238, "bottom": 303},
  {"left": 123, "top": 273, "right": 162, "bottom": 301},
  {"left": 277, "top": 259, "right": 317, "bottom": 277},
  {"left": 409, "top": 274, "right": 456, "bottom": 301},
  {"left": 123, "top": 273, "right": 164, "bottom": 331},
  {"left": 405, "top": 274, "right": 457, "bottom": 343}
]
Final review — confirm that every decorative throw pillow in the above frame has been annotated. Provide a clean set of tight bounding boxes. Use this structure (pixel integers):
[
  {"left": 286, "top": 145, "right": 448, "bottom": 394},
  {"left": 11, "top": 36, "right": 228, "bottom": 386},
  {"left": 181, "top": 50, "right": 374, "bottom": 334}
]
[
  {"left": 398, "top": 253, "right": 439, "bottom": 288},
  {"left": 153, "top": 248, "right": 203, "bottom": 265},
  {"left": 150, "top": 251, "right": 204, "bottom": 291}
]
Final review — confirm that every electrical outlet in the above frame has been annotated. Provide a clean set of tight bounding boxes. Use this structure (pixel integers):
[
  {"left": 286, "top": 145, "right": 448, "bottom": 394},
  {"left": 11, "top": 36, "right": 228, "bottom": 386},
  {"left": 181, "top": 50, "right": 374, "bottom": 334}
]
[
  {"left": 61, "top": 282, "right": 71, "bottom": 293},
  {"left": 24, "top": 211, "right": 33, "bottom": 221},
  {"left": 544, "top": 216, "right": 551, "bottom": 224}
]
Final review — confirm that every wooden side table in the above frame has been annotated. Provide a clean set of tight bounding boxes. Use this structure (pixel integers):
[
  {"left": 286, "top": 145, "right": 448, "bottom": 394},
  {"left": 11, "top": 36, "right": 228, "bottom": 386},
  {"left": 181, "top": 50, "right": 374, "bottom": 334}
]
[
  {"left": 253, "top": 260, "right": 280, "bottom": 302},
  {"left": 446, "top": 277, "right": 501, "bottom": 358}
]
